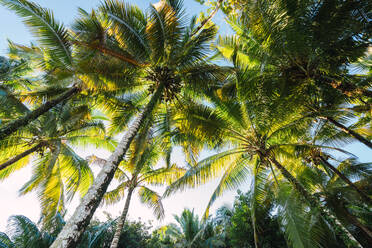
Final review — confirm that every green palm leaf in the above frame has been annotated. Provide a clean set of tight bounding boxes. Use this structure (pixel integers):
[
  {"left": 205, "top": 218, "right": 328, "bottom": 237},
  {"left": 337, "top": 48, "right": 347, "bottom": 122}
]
[{"left": 0, "top": 0, "right": 72, "bottom": 67}]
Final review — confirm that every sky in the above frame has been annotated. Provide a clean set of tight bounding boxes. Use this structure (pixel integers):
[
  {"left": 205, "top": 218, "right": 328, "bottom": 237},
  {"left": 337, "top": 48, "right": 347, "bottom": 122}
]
[
  {"left": 0, "top": 0, "right": 370, "bottom": 233},
  {"left": 0, "top": 0, "right": 238, "bottom": 231}
]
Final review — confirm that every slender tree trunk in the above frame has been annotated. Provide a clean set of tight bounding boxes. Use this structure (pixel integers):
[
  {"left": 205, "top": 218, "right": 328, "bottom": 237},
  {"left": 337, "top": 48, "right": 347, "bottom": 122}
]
[
  {"left": 110, "top": 187, "right": 134, "bottom": 248},
  {"left": 343, "top": 209, "right": 372, "bottom": 247},
  {"left": 0, "top": 87, "right": 80, "bottom": 141},
  {"left": 50, "top": 83, "right": 164, "bottom": 248},
  {"left": 269, "top": 157, "right": 362, "bottom": 248},
  {"left": 329, "top": 196, "right": 372, "bottom": 247},
  {"left": 338, "top": 202, "right": 372, "bottom": 246},
  {"left": 323, "top": 116, "right": 372, "bottom": 149},
  {"left": 319, "top": 156, "right": 372, "bottom": 205},
  {"left": 0, "top": 142, "right": 45, "bottom": 171}
]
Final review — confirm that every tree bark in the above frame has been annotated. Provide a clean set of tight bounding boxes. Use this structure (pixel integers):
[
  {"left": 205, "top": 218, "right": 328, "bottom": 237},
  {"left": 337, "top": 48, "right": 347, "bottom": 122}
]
[
  {"left": 110, "top": 187, "right": 134, "bottom": 248},
  {"left": 269, "top": 157, "right": 362, "bottom": 248},
  {"left": 319, "top": 156, "right": 372, "bottom": 205},
  {"left": 323, "top": 116, "right": 372, "bottom": 149},
  {"left": 0, "top": 87, "right": 80, "bottom": 141},
  {"left": 0, "top": 142, "right": 45, "bottom": 171},
  {"left": 50, "top": 83, "right": 164, "bottom": 248}
]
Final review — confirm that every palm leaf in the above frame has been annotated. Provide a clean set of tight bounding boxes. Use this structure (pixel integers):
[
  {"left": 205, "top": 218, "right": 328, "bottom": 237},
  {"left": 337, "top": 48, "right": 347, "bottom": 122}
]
[
  {"left": 138, "top": 186, "right": 165, "bottom": 220},
  {"left": 0, "top": 0, "right": 72, "bottom": 67}
]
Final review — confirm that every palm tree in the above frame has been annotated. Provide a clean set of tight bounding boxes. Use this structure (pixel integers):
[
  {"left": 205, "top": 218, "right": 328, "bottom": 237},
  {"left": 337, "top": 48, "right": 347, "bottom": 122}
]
[
  {"left": 0, "top": 102, "right": 112, "bottom": 223},
  {"left": 51, "top": 1, "right": 228, "bottom": 246},
  {"left": 266, "top": 158, "right": 372, "bottom": 247},
  {"left": 166, "top": 209, "right": 225, "bottom": 248},
  {"left": 220, "top": 0, "right": 371, "bottom": 96},
  {"left": 214, "top": 0, "right": 372, "bottom": 149},
  {"left": 89, "top": 129, "right": 185, "bottom": 248},
  {"left": 0, "top": 0, "right": 134, "bottom": 141},
  {"left": 306, "top": 158, "right": 372, "bottom": 247},
  {"left": 0, "top": 0, "right": 84, "bottom": 140},
  {"left": 301, "top": 147, "right": 372, "bottom": 205},
  {"left": 164, "top": 68, "right": 362, "bottom": 246}
]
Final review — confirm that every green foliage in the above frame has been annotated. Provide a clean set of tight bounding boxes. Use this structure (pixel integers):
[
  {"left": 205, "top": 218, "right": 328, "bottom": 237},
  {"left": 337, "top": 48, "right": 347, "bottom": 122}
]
[
  {"left": 0, "top": 214, "right": 154, "bottom": 248},
  {"left": 165, "top": 209, "right": 225, "bottom": 248},
  {"left": 227, "top": 191, "right": 287, "bottom": 248},
  {"left": 0, "top": 102, "right": 112, "bottom": 223},
  {"left": 0, "top": 0, "right": 371, "bottom": 247}
]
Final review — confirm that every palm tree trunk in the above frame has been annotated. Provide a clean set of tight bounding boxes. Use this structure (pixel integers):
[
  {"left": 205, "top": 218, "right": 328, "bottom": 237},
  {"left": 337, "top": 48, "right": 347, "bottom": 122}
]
[
  {"left": 50, "top": 83, "right": 164, "bottom": 248},
  {"left": 319, "top": 156, "right": 372, "bottom": 205},
  {"left": 337, "top": 202, "right": 372, "bottom": 247},
  {"left": 0, "top": 87, "right": 80, "bottom": 141},
  {"left": 323, "top": 116, "right": 372, "bottom": 149},
  {"left": 110, "top": 187, "right": 134, "bottom": 248},
  {"left": 342, "top": 204, "right": 372, "bottom": 246},
  {"left": 0, "top": 142, "right": 45, "bottom": 171},
  {"left": 269, "top": 157, "right": 362, "bottom": 248}
]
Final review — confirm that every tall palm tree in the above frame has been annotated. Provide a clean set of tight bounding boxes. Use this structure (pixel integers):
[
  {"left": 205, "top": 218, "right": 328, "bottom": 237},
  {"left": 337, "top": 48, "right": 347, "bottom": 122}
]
[
  {"left": 299, "top": 146, "right": 372, "bottom": 205},
  {"left": 214, "top": 0, "right": 372, "bottom": 149},
  {"left": 220, "top": 0, "right": 371, "bottom": 96},
  {"left": 306, "top": 158, "right": 372, "bottom": 247},
  {"left": 90, "top": 129, "right": 185, "bottom": 248},
  {"left": 267, "top": 158, "right": 372, "bottom": 247},
  {"left": 164, "top": 68, "right": 362, "bottom": 246},
  {"left": 0, "top": 0, "right": 134, "bottom": 141},
  {"left": 0, "top": 103, "right": 111, "bottom": 223},
  {"left": 0, "top": 0, "right": 84, "bottom": 140},
  {"left": 51, "top": 1, "right": 228, "bottom": 246}
]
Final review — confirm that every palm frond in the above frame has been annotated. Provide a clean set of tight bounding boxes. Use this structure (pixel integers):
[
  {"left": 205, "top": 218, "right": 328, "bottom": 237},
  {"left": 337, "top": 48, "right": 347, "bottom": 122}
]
[
  {"left": 203, "top": 154, "right": 250, "bottom": 218},
  {"left": 0, "top": 0, "right": 72, "bottom": 68},
  {"left": 138, "top": 186, "right": 165, "bottom": 220}
]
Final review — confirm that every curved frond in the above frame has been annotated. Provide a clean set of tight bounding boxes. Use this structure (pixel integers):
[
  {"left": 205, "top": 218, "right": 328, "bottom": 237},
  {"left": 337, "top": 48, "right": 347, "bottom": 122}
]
[
  {"left": 138, "top": 186, "right": 164, "bottom": 220},
  {"left": 0, "top": 0, "right": 72, "bottom": 67}
]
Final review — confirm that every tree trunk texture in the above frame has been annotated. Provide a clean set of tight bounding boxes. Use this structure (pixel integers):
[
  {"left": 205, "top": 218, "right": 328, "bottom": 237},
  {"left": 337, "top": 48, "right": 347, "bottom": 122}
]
[
  {"left": 319, "top": 156, "right": 372, "bottom": 205},
  {"left": 50, "top": 83, "right": 164, "bottom": 248},
  {"left": 324, "top": 116, "right": 372, "bottom": 149},
  {"left": 269, "top": 157, "right": 362, "bottom": 248},
  {"left": 110, "top": 187, "right": 134, "bottom": 248},
  {"left": 0, "top": 87, "right": 80, "bottom": 141},
  {"left": 0, "top": 142, "right": 45, "bottom": 171}
]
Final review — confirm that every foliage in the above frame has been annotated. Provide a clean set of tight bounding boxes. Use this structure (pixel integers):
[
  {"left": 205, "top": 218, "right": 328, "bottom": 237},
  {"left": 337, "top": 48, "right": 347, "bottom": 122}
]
[
  {"left": 0, "top": 214, "right": 154, "bottom": 248},
  {"left": 226, "top": 191, "right": 287, "bottom": 248},
  {"left": 0, "top": 0, "right": 371, "bottom": 247},
  {"left": 161, "top": 209, "right": 225, "bottom": 248}
]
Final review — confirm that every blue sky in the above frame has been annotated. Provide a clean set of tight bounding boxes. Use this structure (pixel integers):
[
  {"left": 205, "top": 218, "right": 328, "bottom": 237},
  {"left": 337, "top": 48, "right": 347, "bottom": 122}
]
[
  {"left": 0, "top": 0, "right": 231, "bottom": 54},
  {"left": 0, "top": 0, "right": 238, "bottom": 230},
  {"left": 0, "top": 0, "right": 370, "bottom": 232}
]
